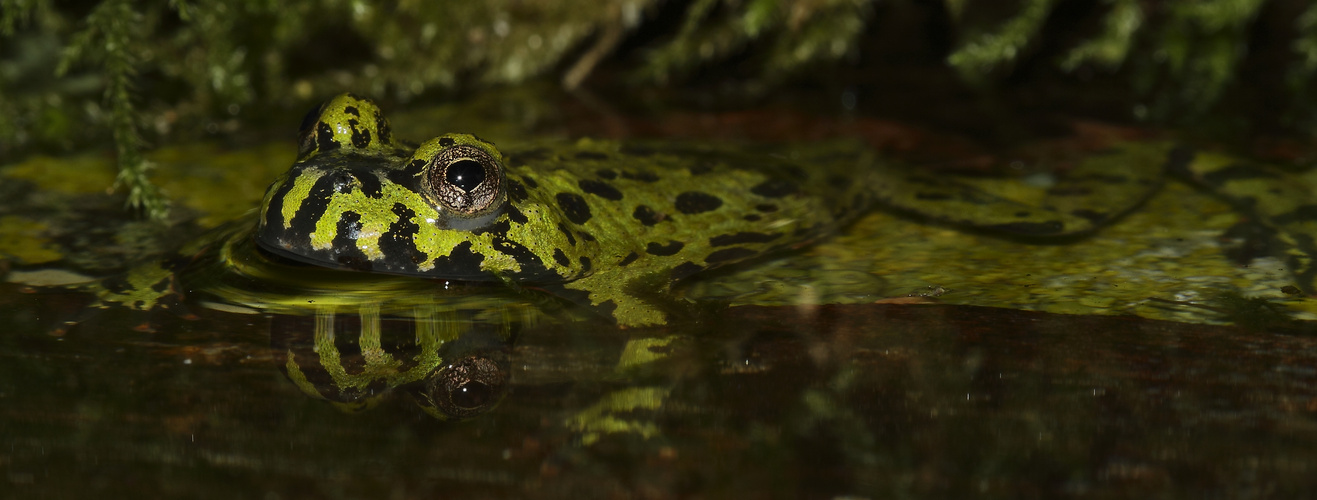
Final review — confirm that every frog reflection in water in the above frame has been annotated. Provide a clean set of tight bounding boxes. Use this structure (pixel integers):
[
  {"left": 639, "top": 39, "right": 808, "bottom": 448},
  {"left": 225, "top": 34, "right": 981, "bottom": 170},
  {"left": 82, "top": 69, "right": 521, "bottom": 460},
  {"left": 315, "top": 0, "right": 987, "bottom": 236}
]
[{"left": 85, "top": 93, "right": 1317, "bottom": 423}]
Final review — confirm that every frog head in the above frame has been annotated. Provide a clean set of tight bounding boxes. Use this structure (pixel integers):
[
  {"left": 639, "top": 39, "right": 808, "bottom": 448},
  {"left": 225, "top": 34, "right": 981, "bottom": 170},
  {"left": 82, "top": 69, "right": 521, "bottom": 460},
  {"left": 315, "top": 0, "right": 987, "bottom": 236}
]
[{"left": 257, "top": 94, "right": 582, "bottom": 283}]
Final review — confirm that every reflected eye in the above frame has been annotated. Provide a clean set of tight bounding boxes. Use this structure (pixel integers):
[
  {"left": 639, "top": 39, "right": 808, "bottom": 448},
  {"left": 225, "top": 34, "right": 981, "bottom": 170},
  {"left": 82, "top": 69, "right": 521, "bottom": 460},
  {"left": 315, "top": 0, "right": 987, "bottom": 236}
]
[
  {"left": 426, "top": 145, "right": 503, "bottom": 215},
  {"left": 424, "top": 354, "right": 508, "bottom": 420},
  {"left": 449, "top": 379, "right": 493, "bottom": 409}
]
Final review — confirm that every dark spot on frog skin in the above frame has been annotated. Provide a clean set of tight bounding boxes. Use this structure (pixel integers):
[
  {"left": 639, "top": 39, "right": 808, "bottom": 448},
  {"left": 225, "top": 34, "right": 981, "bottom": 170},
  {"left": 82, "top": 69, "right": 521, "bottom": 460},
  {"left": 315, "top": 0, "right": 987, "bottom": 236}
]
[
  {"left": 376, "top": 110, "right": 391, "bottom": 143},
  {"left": 492, "top": 238, "right": 549, "bottom": 277},
  {"left": 285, "top": 174, "right": 338, "bottom": 242},
  {"left": 103, "top": 276, "right": 131, "bottom": 294},
  {"left": 674, "top": 191, "right": 723, "bottom": 214},
  {"left": 331, "top": 211, "right": 372, "bottom": 271},
  {"left": 575, "top": 151, "right": 608, "bottom": 160},
  {"left": 379, "top": 203, "right": 426, "bottom": 266},
  {"left": 349, "top": 120, "right": 372, "bottom": 148},
  {"left": 343, "top": 105, "right": 360, "bottom": 117},
  {"left": 316, "top": 122, "right": 340, "bottom": 152},
  {"left": 439, "top": 137, "right": 456, "bottom": 147},
  {"left": 553, "top": 248, "right": 571, "bottom": 267},
  {"left": 556, "top": 192, "right": 593, "bottom": 224},
  {"left": 262, "top": 183, "right": 292, "bottom": 230},
  {"left": 620, "top": 170, "right": 660, "bottom": 183},
  {"left": 577, "top": 231, "right": 596, "bottom": 242},
  {"left": 507, "top": 148, "right": 550, "bottom": 165},
  {"left": 506, "top": 178, "right": 528, "bottom": 202},
  {"left": 537, "top": 282, "right": 613, "bottom": 318},
  {"left": 619, "top": 252, "right": 639, "bottom": 266},
  {"left": 596, "top": 169, "right": 618, "bottom": 180},
  {"left": 578, "top": 256, "right": 592, "bottom": 273},
  {"left": 473, "top": 219, "right": 512, "bottom": 237},
  {"left": 670, "top": 261, "right": 704, "bottom": 280},
  {"left": 709, "top": 232, "right": 781, "bottom": 246},
  {"left": 743, "top": 214, "right": 761, "bottom": 221},
  {"left": 755, "top": 203, "right": 778, "bottom": 212},
  {"left": 149, "top": 276, "right": 172, "bottom": 293},
  {"left": 356, "top": 171, "right": 382, "bottom": 198},
  {"left": 428, "top": 242, "right": 486, "bottom": 279},
  {"left": 521, "top": 176, "right": 539, "bottom": 189},
  {"left": 750, "top": 179, "right": 796, "bottom": 198},
  {"left": 1014, "top": 211, "right": 1031, "bottom": 217},
  {"left": 633, "top": 205, "right": 665, "bottom": 226},
  {"left": 704, "top": 247, "right": 757, "bottom": 264},
  {"left": 688, "top": 162, "right": 713, "bottom": 175},
  {"left": 595, "top": 299, "right": 618, "bottom": 318},
  {"left": 505, "top": 205, "right": 529, "bottom": 224},
  {"left": 557, "top": 223, "right": 577, "bottom": 246},
  {"left": 578, "top": 179, "right": 624, "bottom": 200},
  {"left": 646, "top": 240, "right": 685, "bottom": 256}
]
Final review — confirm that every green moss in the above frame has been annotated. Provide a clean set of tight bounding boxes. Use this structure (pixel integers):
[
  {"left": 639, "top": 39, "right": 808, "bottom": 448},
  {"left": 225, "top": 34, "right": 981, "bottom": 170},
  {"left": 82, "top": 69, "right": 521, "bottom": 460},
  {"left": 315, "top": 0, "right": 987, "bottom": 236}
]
[
  {"left": 948, "top": 0, "right": 1056, "bottom": 82},
  {"left": 638, "top": 0, "right": 872, "bottom": 85}
]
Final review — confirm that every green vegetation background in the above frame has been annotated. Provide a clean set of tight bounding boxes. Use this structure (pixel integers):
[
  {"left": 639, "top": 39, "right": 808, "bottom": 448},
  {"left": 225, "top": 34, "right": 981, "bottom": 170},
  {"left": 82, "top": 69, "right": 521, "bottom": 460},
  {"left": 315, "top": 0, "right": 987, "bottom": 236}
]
[{"left": 2, "top": 0, "right": 1316, "bottom": 219}]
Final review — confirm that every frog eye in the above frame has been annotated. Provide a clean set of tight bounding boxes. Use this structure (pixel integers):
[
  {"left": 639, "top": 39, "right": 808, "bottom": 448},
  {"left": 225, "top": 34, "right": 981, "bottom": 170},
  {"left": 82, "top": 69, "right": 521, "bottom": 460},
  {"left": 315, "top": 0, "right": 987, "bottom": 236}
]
[
  {"left": 421, "top": 355, "right": 508, "bottom": 420},
  {"left": 426, "top": 144, "right": 504, "bottom": 215}
]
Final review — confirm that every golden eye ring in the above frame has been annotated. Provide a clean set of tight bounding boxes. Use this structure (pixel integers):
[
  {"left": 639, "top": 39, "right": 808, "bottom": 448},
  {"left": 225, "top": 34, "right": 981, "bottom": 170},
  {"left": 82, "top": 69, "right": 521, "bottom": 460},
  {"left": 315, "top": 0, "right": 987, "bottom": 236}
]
[{"left": 425, "top": 144, "right": 504, "bottom": 215}]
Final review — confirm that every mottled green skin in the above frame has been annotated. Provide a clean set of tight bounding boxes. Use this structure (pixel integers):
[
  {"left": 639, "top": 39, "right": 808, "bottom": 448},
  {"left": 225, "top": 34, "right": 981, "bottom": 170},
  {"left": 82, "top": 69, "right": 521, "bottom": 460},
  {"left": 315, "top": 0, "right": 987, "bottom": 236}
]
[
  {"left": 259, "top": 94, "right": 883, "bottom": 326},
  {"left": 258, "top": 94, "right": 1181, "bottom": 327}
]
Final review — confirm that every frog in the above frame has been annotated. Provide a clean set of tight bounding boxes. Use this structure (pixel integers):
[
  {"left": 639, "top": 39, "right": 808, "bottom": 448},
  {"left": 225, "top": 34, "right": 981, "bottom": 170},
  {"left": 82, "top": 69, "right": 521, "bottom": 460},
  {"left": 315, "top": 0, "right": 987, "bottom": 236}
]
[
  {"left": 258, "top": 93, "right": 1245, "bottom": 328},
  {"left": 16, "top": 92, "right": 1317, "bottom": 424}
]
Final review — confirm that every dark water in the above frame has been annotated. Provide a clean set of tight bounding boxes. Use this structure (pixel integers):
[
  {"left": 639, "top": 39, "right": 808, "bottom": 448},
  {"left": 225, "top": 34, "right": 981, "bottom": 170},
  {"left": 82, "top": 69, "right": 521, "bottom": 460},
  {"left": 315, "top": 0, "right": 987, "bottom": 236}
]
[{"left": 5, "top": 280, "right": 1317, "bottom": 498}]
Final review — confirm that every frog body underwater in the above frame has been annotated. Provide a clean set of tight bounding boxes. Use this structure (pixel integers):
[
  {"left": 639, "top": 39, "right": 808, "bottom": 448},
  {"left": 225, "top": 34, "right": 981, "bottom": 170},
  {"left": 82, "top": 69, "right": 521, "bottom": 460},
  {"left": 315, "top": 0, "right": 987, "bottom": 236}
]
[{"left": 256, "top": 94, "right": 1191, "bottom": 327}]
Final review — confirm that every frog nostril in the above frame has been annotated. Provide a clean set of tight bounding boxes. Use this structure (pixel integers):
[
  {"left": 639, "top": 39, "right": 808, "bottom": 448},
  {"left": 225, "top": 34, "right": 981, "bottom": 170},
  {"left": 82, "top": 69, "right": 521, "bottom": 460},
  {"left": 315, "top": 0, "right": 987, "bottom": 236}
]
[
  {"left": 445, "top": 159, "right": 485, "bottom": 192},
  {"left": 332, "top": 173, "right": 357, "bottom": 193}
]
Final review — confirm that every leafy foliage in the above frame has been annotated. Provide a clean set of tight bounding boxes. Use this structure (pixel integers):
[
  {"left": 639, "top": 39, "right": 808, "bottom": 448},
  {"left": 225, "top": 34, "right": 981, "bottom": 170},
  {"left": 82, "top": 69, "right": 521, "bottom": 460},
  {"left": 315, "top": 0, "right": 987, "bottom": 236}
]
[{"left": 1, "top": 0, "right": 1316, "bottom": 219}]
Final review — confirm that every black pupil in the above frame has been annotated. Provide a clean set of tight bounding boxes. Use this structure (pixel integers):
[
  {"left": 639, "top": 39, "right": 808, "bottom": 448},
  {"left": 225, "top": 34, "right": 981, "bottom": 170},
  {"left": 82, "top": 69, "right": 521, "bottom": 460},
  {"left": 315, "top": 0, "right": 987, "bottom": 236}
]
[
  {"left": 450, "top": 381, "right": 492, "bottom": 409},
  {"left": 445, "top": 159, "right": 485, "bottom": 192}
]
